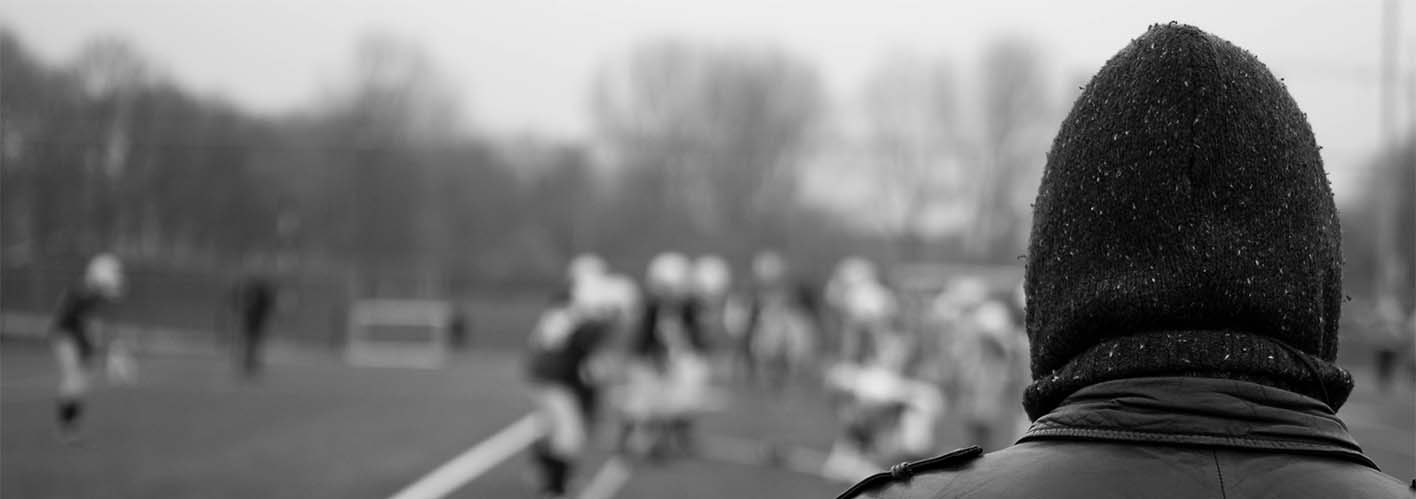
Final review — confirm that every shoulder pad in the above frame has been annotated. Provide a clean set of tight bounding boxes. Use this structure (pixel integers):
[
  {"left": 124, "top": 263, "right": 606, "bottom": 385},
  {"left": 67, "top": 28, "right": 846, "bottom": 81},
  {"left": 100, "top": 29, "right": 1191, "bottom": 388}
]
[{"left": 835, "top": 446, "right": 983, "bottom": 499}]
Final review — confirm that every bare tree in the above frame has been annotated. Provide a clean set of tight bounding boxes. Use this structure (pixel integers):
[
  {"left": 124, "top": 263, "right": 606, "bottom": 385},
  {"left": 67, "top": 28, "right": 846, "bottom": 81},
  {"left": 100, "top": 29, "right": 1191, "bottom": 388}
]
[
  {"left": 860, "top": 53, "right": 970, "bottom": 258},
  {"left": 67, "top": 37, "right": 162, "bottom": 254},
  {"left": 70, "top": 36, "right": 157, "bottom": 178},
  {"left": 970, "top": 36, "right": 1053, "bottom": 257},
  {"left": 591, "top": 40, "right": 824, "bottom": 244},
  {"left": 326, "top": 32, "right": 463, "bottom": 145},
  {"left": 305, "top": 33, "right": 467, "bottom": 290}
]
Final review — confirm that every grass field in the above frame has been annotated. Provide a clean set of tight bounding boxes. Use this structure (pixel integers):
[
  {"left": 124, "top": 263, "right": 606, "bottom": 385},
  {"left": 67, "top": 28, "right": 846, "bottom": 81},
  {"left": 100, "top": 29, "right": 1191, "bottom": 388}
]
[
  {"left": 0, "top": 340, "right": 849, "bottom": 499},
  {"left": 2, "top": 336, "right": 1412, "bottom": 498}
]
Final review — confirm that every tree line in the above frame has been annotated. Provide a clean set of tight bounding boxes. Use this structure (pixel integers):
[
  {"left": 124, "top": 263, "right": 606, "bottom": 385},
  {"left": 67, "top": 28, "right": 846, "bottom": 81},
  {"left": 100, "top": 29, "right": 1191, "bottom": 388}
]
[{"left": 1, "top": 28, "right": 1408, "bottom": 304}]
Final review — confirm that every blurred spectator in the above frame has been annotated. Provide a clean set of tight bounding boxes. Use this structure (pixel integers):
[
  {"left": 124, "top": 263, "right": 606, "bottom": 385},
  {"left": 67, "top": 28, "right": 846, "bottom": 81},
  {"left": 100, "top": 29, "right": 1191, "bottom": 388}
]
[
  {"left": 1370, "top": 296, "right": 1411, "bottom": 392},
  {"left": 446, "top": 308, "right": 468, "bottom": 350},
  {"left": 232, "top": 273, "right": 276, "bottom": 379}
]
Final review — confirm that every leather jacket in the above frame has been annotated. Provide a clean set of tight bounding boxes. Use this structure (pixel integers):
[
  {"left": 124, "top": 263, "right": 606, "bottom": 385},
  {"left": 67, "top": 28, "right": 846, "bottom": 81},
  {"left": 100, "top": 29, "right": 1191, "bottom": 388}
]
[{"left": 843, "top": 376, "right": 1410, "bottom": 498}]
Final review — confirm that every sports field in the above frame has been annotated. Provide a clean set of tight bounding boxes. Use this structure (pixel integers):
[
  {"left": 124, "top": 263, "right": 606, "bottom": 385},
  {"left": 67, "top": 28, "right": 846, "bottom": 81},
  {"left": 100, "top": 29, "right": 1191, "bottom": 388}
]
[
  {"left": 2, "top": 337, "right": 1411, "bottom": 498},
  {"left": 1, "top": 339, "right": 849, "bottom": 499}
]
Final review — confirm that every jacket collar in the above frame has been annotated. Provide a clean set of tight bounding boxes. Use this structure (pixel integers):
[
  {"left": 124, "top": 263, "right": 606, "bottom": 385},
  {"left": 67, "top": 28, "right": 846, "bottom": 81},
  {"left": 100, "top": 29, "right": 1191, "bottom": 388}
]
[{"left": 1019, "top": 376, "right": 1378, "bottom": 469}]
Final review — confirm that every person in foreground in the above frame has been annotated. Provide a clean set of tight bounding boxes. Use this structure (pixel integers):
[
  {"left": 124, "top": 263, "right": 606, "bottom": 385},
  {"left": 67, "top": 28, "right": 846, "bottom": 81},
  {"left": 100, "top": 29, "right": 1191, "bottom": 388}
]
[{"left": 838, "top": 22, "right": 1411, "bottom": 498}]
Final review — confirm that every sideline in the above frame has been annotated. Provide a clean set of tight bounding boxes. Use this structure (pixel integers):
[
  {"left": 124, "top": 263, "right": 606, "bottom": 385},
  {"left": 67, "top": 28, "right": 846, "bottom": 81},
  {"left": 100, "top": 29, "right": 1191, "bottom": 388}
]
[
  {"left": 576, "top": 457, "right": 632, "bottom": 499},
  {"left": 387, "top": 414, "right": 544, "bottom": 499}
]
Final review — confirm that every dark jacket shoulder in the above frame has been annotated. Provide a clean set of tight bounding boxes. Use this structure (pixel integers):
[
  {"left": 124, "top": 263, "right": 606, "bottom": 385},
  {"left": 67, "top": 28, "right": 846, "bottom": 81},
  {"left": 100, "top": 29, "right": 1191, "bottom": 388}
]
[
  {"left": 850, "top": 377, "right": 1411, "bottom": 498},
  {"left": 857, "top": 440, "right": 1411, "bottom": 498}
]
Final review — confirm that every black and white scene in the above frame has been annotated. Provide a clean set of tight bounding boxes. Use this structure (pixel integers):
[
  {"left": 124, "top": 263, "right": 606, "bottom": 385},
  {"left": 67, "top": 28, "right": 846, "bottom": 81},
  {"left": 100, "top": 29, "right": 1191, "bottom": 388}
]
[{"left": 2, "top": 1, "right": 1414, "bottom": 497}]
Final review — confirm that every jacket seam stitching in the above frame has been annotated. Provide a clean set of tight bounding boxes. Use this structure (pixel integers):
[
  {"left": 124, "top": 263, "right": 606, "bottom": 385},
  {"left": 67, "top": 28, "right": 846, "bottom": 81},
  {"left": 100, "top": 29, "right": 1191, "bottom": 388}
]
[
  {"left": 1211, "top": 449, "right": 1228, "bottom": 499},
  {"left": 1026, "top": 425, "right": 1333, "bottom": 449},
  {"left": 1020, "top": 426, "right": 1375, "bottom": 466}
]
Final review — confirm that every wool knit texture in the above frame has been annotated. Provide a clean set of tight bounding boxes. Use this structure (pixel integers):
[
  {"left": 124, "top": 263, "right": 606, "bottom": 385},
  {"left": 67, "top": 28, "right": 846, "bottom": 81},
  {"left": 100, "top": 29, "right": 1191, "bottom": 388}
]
[{"left": 1022, "top": 23, "right": 1352, "bottom": 421}]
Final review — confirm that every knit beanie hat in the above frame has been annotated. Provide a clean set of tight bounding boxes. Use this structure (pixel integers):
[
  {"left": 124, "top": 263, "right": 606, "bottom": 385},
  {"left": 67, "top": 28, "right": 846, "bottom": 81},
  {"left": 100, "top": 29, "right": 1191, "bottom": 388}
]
[{"left": 1022, "top": 23, "right": 1352, "bottom": 420}]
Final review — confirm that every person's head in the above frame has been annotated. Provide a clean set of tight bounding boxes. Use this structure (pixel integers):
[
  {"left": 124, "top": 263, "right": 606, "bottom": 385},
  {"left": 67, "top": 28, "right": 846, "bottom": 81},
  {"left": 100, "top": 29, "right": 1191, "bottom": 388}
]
[
  {"left": 570, "top": 272, "right": 618, "bottom": 321},
  {"left": 84, "top": 253, "right": 124, "bottom": 300},
  {"left": 646, "top": 251, "right": 691, "bottom": 300},
  {"left": 568, "top": 253, "right": 608, "bottom": 284},
  {"left": 692, "top": 254, "right": 732, "bottom": 299},
  {"left": 835, "top": 256, "right": 877, "bottom": 287},
  {"left": 1022, "top": 23, "right": 1350, "bottom": 420},
  {"left": 847, "top": 280, "right": 896, "bottom": 324},
  {"left": 600, "top": 273, "right": 641, "bottom": 320}
]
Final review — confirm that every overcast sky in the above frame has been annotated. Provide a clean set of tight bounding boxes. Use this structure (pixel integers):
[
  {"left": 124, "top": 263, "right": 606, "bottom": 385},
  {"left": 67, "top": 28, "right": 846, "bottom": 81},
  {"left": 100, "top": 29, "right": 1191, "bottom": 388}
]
[{"left": 3, "top": 0, "right": 1413, "bottom": 198}]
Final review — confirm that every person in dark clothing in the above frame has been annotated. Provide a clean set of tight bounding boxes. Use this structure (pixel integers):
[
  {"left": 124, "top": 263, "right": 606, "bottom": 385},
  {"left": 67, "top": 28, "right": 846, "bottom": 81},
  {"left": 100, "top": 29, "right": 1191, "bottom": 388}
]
[
  {"left": 1369, "top": 296, "right": 1411, "bottom": 393},
  {"left": 50, "top": 253, "right": 124, "bottom": 441},
  {"left": 232, "top": 275, "right": 276, "bottom": 378},
  {"left": 839, "top": 23, "right": 1409, "bottom": 498},
  {"left": 525, "top": 283, "right": 618, "bottom": 498}
]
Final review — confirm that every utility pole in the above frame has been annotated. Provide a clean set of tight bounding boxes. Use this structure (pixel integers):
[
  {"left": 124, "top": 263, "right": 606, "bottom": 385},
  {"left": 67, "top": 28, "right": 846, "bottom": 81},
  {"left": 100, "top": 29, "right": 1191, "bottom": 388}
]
[
  {"left": 1381, "top": 0, "right": 1401, "bottom": 148},
  {"left": 1375, "top": 0, "right": 1402, "bottom": 301}
]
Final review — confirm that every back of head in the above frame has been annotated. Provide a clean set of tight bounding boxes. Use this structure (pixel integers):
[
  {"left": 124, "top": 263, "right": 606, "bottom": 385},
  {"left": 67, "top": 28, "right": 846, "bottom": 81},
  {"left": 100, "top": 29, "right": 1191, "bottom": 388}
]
[
  {"left": 568, "top": 253, "right": 608, "bottom": 283},
  {"left": 1023, "top": 23, "right": 1350, "bottom": 420},
  {"left": 646, "top": 252, "right": 691, "bottom": 298},
  {"left": 836, "top": 256, "right": 877, "bottom": 287},
  {"left": 85, "top": 253, "right": 125, "bottom": 299},
  {"left": 692, "top": 254, "right": 732, "bottom": 298}
]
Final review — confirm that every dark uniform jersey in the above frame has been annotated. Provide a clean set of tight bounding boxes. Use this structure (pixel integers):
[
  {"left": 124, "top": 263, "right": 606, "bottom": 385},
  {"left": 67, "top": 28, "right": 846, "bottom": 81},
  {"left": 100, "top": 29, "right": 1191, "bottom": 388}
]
[
  {"left": 526, "top": 308, "right": 612, "bottom": 418},
  {"left": 51, "top": 288, "right": 109, "bottom": 362},
  {"left": 631, "top": 299, "right": 707, "bottom": 368},
  {"left": 526, "top": 318, "right": 609, "bottom": 384}
]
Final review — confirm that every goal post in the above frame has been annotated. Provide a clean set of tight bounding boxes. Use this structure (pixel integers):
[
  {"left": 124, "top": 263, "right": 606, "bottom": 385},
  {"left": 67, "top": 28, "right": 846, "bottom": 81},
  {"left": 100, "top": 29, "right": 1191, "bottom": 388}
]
[{"left": 345, "top": 299, "right": 451, "bottom": 368}]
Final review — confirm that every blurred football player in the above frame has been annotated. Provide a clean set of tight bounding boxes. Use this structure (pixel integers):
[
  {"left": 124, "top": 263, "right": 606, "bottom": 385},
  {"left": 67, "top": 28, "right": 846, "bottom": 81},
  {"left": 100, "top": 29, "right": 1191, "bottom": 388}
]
[
  {"left": 826, "top": 258, "right": 897, "bottom": 365},
  {"left": 690, "top": 254, "right": 734, "bottom": 372},
  {"left": 745, "top": 251, "right": 817, "bottom": 389},
  {"left": 952, "top": 299, "right": 1029, "bottom": 450},
  {"left": 50, "top": 253, "right": 127, "bottom": 442},
  {"left": 619, "top": 252, "right": 713, "bottom": 459},
  {"left": 524, "top": 257, "right": 619, "bottom": 498},
  {"left": 822, "top": 333, "right": 943, "bottom": 480}
]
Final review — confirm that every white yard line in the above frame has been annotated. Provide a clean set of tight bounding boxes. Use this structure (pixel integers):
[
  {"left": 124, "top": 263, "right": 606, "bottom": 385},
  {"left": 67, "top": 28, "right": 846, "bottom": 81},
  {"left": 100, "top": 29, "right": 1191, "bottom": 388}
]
[
  {"left": 387, "top": 414, "right": 544, "bottom": 499},
  {"left": 778, "top": 444, "right": 834, "bottom": 478},
  {"left": 576, "top": 456, "right": 632, "bottom": 499}
]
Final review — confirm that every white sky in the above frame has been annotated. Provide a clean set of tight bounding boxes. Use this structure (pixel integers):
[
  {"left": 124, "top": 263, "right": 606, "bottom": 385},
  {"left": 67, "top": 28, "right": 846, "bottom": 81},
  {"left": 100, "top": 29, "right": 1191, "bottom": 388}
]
[{"left": 3, "top": 0, "right": 1413, "bottom": 201}]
